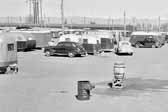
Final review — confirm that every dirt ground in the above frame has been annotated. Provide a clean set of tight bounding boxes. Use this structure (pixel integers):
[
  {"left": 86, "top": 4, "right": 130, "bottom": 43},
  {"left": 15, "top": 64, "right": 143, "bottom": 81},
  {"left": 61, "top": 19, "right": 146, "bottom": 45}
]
[{"left": 0, "top": 45, "right": 168, "bottom": 112}]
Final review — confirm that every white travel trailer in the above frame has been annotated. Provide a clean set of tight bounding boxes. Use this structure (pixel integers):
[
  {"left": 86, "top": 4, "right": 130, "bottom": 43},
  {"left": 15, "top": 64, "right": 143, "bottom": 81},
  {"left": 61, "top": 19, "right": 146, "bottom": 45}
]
[
  {"left": 59, "top": 34, "right": 83, "bottom": 44},
  {"left": 0, "top": 33, "right": 18, "bottom": 74},
  {"left": 82, "top": 34, "right": 101, "bottom": 54}
]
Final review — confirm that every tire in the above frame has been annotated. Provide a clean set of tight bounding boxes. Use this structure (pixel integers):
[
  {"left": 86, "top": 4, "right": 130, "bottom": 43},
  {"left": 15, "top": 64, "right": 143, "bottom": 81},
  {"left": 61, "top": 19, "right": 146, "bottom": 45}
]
[
  {"left": 45, "top": 51, "right": 51, "bottom": 57},
  {"left": 0, "top": 67, "right": 7, "bottom": 74},
  {"left": 135, "top": 43, "right": 140, "bottom": 48},
  {"left": 151, "top": 45, "right": 156, "bottom": 48},
  {"left": 155, "top": 42, "right": 160, "bottom": 48},
  {"left": 93, "top": 50, "right": 97, "bottom": 55},
  {"left": 129, "top": 53, "right": 133, "bottom": 56},
  {"left": 115, "top": 49, "right": 119, "bottom": 54},
  {"left": 68, "top": 52, "right": 75, "bottom": 58}
]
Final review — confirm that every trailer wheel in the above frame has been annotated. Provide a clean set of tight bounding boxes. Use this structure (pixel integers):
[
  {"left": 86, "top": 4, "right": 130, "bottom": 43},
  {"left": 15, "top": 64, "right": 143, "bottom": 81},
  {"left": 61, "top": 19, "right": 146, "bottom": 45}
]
[
  {"left": 152, "top": 45, "right": 156, "bottom": 48},
  {"left": 45, "top": 51, "right": 51, "bottom": 57},
  {"left": 93, "top": 50, "right": 97, "bottom": 55},
  {"left": 0, "top": 68, "right": 7, "bottom": 74},
  {"left": 68, "top": 52, "right": 75, "bottom": 58},
  {"left": 6, "top": 66, "right": 11, "bottom": 74},
  {"left": 129, "top": 53, "right": 133, "bottom": 56},
  {"left": 135, "top": 43, "right": 140, "bottom": 48},
  {"left": 14, "top": 66, "right": 18, "bottom": 73}
]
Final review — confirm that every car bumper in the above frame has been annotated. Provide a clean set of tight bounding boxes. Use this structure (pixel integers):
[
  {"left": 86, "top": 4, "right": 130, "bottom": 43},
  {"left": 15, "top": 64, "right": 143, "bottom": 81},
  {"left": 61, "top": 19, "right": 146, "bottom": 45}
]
[
  {"left": 79, "top": 51, "right": 88, "bottom": 56},
  {"left": 118, "top": 49, "right": 134, "bottom": 54}
]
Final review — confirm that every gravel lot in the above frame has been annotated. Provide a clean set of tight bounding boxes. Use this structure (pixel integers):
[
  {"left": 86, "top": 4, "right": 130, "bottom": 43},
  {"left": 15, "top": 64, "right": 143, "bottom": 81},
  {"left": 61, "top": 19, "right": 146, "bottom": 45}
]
[{"left": 1, "top": 45, "right": 168, "bottom": 112}]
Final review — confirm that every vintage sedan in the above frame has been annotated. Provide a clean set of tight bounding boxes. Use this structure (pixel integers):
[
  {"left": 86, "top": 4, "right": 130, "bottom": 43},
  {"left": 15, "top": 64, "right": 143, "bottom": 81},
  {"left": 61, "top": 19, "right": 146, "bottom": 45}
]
[
  {"left": 44, "top": 41, "right": 87, "bottom": 57},
  {"left": 115, "top": 41, "right": 134, "bottom": 55}
]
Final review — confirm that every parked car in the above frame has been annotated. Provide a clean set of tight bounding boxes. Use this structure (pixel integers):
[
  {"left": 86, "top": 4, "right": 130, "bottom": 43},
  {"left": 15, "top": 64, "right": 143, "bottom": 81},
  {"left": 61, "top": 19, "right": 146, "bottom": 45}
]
[
  {"left": 132, "top": 37, "right": 160, "bottom": 48},
  {"left": 115, "top": 41, "right": 134, "bottom": 55},
  {"left": 130, "top": 32, "right": 164, "bottom": 48},
  {"left": 44, "top": 41, "right": 87, "bottom": 57}
]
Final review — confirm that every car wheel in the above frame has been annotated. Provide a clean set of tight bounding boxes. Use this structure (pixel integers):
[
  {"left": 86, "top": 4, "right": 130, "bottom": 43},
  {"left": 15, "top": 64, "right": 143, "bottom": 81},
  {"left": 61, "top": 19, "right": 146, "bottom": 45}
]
[
  {"left": 155, "top": 42, "right": 160, "bottom": 48},
  {"left": 135, "top": 43, "right": 140, "bottom": 48},
  {"left": 151, "top": 45, "right": 156, "bottom": 48},
  {"left": 129, "top": 53, "right": 133, "bottom": 56},
  {"left": 93, "top": 50, "right": 97, "bottom": 55},
  {"left": 0, "top": 67, "right": 7, "bottom": 74},
  {"left": 115, "top": 48, "right": 119, "bottom": 54},
  {"left": 68, "top": 52, "right": 75, "bottom": 58},
  {"left": 45, "top": 51, "right": 51, "bottom": 57}
]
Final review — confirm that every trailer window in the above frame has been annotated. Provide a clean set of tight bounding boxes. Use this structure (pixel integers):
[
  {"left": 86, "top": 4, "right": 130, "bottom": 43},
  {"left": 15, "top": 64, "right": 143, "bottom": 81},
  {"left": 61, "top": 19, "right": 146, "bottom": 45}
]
[
  {"left": 64, "top": 43, "right": 72, "bottom": 47},
  {"left": 8, "top": 44, "right": 14, "bottom": 51},
  {"left": 83, "top": 39, "right": 88, "bottom": 44},
  {"left": 65, "top": 38, "right": 71, "bottom": 41}
]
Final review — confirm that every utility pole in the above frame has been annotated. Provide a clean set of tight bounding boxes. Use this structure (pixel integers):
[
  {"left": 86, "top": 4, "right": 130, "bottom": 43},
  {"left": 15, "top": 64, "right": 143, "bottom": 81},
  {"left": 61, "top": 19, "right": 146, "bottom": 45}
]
[
  {"left": 61, "top": 0, "right": 65, "bottom": 34},
  {"left": 84, "top": 16, "right": 86, "bottom": 25},
  {"left": 40, "top": 0, "right": 43, "bottom": 26},
  {"left": 132, "top": 17, "right": 136, "bottom": 32},
  {"left": 71, "top": 19, "right": 73, "bottom": 29},
  {"left": 111, "top": 18, "right": 114, "bottom": 31},
  {"left": 158, "top": 16, "right": 161, "bottom": 32},
  {"left": 29, "top": 0, "right": 32, "bottom": 21},
  {"left": 124, "top": 10, "right": 126, "bottom": 38},
  {"left": 108, "top": 17, "right": 111, "bottom": 31}
]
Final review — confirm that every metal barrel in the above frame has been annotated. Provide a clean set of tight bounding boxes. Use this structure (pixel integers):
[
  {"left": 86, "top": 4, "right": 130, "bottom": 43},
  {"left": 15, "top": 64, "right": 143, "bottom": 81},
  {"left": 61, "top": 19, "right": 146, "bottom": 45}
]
[
  {"left": 76, "top": 81, "right": 92, "bottom": 100},
  {"left": 114, "top": 62, "right": 125, "bottom": 81}
]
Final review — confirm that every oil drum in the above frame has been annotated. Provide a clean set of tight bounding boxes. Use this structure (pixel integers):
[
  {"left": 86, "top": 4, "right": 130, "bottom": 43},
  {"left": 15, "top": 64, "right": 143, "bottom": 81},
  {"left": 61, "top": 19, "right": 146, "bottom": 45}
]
[
  {"left": 76, "top": 81, "right": 92, "bottom": 100},
  {"left": 114, "top": 62, "right": 125, "bottom": 81}
]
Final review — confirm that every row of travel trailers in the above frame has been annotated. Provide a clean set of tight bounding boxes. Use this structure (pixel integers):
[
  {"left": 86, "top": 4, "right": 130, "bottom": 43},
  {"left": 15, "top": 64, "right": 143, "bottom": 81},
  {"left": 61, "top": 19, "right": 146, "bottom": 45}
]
[
  {"left": 0, "top": 29, "right": 54, "bottom": 73},
  {"left": 49, "top": 29, "right": 133, "bottom": 54},
  {"left": 0, "top": 29, "right": 53, "bottom": 51},
  {"left": 0, "top": 29, "right": 126, "bottom": 73},
  {"left": 10, "top": 30, "right": 53, "bottom": 51},
  {"left": 56, "top": 33, "right": 115, "bottom": 54},
  {"left": 3, "top": 28, "right": 130, "bottom": 52}
]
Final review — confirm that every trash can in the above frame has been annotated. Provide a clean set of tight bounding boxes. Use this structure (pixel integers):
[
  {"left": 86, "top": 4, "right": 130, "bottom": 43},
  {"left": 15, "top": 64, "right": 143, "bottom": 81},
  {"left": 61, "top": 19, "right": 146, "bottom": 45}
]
[{"left": 76, "top": 80, "right": 94, "bottom": 100}]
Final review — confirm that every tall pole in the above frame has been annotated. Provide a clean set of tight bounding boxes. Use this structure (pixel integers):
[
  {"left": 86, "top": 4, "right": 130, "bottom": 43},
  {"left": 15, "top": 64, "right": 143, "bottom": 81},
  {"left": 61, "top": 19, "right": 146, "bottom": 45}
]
[
  {"left": 29, "top": 0, "right": 32, "bottom": 19},
  {"left": 33, "top": 0, "right": 36, "bottom": 24},
  {"left": 84, "top": 16, "right": 86, "bottom": 25},
  {"left": 71, "top": 19, "right": 73, "bottom": 29},
  {"left": 158, "top": 16, "right": 161, "bottom": 32},
  {"left": 108, "top": 17, "right": 111, "bottom": 31},
  {"left": 40, "top": 0, "right": 43, "bottom": 26},
  {"left": 111, "top": 19, "right": 113, "bottom": 31},
  {"left": 61, "top": 0, "right": 65, "bottom": 34},
  {"left": 124, "top": 10, "right": 126, "bottom": 38},
  {"left": 132, "top": 17, "right": 136, "bottom": 32}
]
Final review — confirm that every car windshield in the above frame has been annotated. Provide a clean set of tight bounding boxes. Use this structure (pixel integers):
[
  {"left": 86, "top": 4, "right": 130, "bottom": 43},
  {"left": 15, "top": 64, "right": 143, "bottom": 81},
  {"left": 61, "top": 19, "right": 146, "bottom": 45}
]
[
  {"left": 76, "top": 43, "right": 83, "bottom": 48},
  {"left": 57, "top": 43, "right": 64, "bottom": 47},
  {"left": 121, "top": 42, "right": 129, "bottom": 46},
  {"left": 64, "top": 43, "right": 72, "bottom": 47}
]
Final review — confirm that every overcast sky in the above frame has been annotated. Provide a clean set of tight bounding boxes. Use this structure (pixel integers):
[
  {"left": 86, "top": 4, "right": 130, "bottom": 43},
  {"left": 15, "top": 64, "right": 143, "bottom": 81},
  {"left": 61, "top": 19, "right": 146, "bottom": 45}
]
[{"left": 0, "top": 0, "right": 168, "bottom": 18}]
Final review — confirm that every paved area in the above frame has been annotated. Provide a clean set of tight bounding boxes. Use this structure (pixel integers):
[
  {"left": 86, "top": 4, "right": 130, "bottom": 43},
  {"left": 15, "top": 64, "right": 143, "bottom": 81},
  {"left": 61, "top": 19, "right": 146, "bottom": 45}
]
[{"left": 1, "top": 45, "right": 168, "bottom": 112}]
